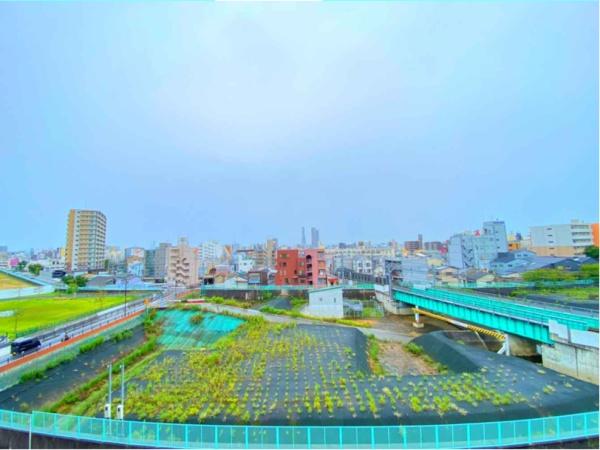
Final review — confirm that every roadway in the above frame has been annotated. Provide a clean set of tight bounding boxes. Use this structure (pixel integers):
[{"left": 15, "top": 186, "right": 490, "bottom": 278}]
[{"left": 0, "top": 292, "right": 166, "bottom": 368}]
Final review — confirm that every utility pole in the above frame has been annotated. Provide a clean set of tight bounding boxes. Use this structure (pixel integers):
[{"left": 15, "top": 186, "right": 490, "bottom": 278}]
[
  {"left": 117, "top": 363, "right": 125, "bottom": 420},
  {"left": 104, "top": 364, "right": 112, "bottom": 419}
]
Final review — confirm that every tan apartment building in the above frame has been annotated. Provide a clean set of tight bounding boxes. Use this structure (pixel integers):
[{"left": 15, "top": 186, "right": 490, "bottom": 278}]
[
  {"left": 65, "top": 209, "right": 107, "bottom": 272},
  {"left": 166, "top": 237, "right": 199, "bottom": 287},
  {"left": 529, "top": 220, "right": 594, "bottom": 257}
]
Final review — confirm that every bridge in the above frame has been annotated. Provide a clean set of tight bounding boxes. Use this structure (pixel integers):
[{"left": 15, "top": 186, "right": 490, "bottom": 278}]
[
  {"left": 200, "top": 283, "right": 375, "bottom": 292},
  {"left": 391, "top": 286, "right": 599, "bottom": 383},
  {"left": 392, "top": 286, "right": 598, "bottom": 344}
]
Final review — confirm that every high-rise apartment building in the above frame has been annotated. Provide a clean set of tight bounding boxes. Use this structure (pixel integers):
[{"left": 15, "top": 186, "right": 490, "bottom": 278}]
[
  {"left": 275, "top": 248, "right": 326, "bottom": 286},
  {"left": 153, "top": 243, "right": 171, "bottom": 281},
  {"left": 311, "top": 227, "right": 320, "bottom": 248},
  {"left": 529, "top": 220, "right": 594, "bottom": 256},
  {"left": 265, "top": 238, "right": 278, "bottom": 268},
  {"left": 483, "top": 221, "right": 508, "bottom": 253},
  {"left": 166, "top": 238, "right": 199, "bottom": 287},
  {"left": 65, "top": 209, "right": 107, "bottom": 272}
]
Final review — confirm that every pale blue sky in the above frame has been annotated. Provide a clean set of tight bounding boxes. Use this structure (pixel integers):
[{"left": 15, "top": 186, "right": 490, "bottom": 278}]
[{"left": 0, "top": 2, "right": 597, "bottom": 250}]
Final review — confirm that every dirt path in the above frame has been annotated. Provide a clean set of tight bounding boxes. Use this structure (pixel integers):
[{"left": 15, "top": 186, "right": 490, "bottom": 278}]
[
  {"left": 197, "top": 303, "right": 415, "bottom": 343},
  {"left": 378, "top": 341, "right": 437, "bottom": 376}
]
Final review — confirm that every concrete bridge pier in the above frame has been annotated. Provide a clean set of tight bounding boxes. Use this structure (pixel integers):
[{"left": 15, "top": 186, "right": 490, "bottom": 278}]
[
  {"left": 497, "top": 334, "right": 538, "bottom": 357},
  {"left": 412, "top": 307, "right": 425, "bottom": 329}
]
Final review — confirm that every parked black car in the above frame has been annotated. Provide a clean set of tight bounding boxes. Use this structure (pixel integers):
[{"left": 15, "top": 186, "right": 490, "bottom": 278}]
[
  {"left": 11, "top": 337, "right": 41, "bottom": 355},
  {"left": 52, "top": 270, "right": 66, "bottom": 278}
]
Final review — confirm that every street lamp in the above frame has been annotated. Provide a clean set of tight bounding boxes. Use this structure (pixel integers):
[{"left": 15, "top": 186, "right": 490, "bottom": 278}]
[{"left": 115, "top": 272, "right": 133, "bottom": 318}]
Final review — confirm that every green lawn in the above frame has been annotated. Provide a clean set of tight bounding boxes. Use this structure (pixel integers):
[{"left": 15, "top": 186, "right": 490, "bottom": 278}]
[
  {"left": 0, "top": 294, "right": 134, "bottom": 339},
  {"left": 511, "top": 286, "right": 599, "bottom": 301}
]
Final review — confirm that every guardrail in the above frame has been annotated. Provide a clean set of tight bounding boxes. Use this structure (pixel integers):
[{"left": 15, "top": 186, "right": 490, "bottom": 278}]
[{"left": 0, "top": 410, "right": 596, "bottom": 448}]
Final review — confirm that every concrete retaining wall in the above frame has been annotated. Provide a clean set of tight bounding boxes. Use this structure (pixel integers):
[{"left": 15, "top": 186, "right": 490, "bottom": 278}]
[
  {"left": 374, "top": 286, "right": 412, "bottom": 315},
  {"left": 541, "top": 342, "right": 599, "bottom": 384}
]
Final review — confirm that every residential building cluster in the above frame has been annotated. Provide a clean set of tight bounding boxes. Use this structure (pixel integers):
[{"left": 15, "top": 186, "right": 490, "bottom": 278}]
[{"left": 2, "top": 209, "right": 598, "bottom": 289}]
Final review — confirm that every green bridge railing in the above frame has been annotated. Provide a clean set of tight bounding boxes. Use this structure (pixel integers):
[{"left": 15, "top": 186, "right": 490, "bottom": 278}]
[
  {"left": 408, "top": 288, "right": 599, "bottom": 331},
  {"left": 201, "top": 284, "right": 375, "bottom": 291},
  {"left": 0, "top": 410, "right": 597, "bottom": 448}
]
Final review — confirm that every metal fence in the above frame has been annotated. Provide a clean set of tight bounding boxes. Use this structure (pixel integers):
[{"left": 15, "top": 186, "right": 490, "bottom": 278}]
[{"left": 0, "top": 409, "right": 597, "bottom": 448}]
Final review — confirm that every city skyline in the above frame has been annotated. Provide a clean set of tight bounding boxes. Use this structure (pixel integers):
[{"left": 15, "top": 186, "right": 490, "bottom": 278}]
[
  {"left": 2, "top": 214, "right": 598, "bottom": 253},
  {"left": 1, "top": 3, "right": 597, "bottom": 249}
]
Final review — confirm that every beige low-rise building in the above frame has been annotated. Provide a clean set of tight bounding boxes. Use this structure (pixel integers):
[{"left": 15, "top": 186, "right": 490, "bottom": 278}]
[{"left": 166, "top": 238, "right": 199, "bottom": 287}]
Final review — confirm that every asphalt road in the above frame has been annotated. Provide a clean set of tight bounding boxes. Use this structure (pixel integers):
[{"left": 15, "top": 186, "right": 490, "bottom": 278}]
[{"left": 0, "top": 292, "right": 165, "bottom": 367}]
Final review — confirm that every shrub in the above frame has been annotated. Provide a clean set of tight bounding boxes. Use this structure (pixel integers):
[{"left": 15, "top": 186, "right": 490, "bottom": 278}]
[
  {"left": 410, "top": 396, "right": 423, "bottom": 412},
  {"left": 112, "top": 329, "right": 133, "bottom": 342},
  {"left": 20, "top": 368, "right": 45, "bottom": 382},
  {"left": 79, "top": 337, "right": 104, "bottom": 354},
  {"left": 405, "top": 342, "right": 423, "bottom": 356},
  {"left": 190, "top": 313, "right": 204, "bottom": 324}
]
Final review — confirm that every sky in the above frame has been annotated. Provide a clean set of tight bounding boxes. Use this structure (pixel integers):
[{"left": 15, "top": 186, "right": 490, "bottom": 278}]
[{"left": 0, "top": 2, "right": 598, "bottom": 250}]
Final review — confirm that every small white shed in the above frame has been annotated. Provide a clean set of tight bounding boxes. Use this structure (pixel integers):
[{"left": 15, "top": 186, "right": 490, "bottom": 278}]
[{"left": 307, "top": 287, "right": 344, "bottom": 318}]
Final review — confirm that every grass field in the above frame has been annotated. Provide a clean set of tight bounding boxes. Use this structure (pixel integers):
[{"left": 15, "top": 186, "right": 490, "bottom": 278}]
[
  {"left": 0, "top": 272, "right": 35, "bottom": 290},
  {"left": 0, "top": 294, "right": 133, "bottom": 338},
  {"left": 512, "top": 286, "right": 599, "bottom": 301}
]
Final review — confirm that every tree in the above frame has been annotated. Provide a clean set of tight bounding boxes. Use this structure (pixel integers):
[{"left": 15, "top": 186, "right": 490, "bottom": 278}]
[
  {"left": 16, "top": 261, "right": 27, "bottom": 271},
  {"left": 522, "top": 268, "right": 577, "bottom": 282},
  {"left": 584, "top": 246, "right": 599, "bottom": 260},
  {"left": 62, "top": 275, "right": 87, "bottom": 287},
  {"left": 66, "top": 282, "right": 79, "bottom": 295},
  {"left": 28, "top": 263, "right": 44, "bottom": 276},
  {"left": 579, "top": 263, "right": 599, "bottom": 280}
]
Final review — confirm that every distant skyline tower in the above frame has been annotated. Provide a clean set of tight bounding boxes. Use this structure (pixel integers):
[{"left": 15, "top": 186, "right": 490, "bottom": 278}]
[
  {"left": 311, "top": 227, "right": 320, "bottom": 248},
  {"left": 301, "top": 227, "right": 306, "bottom": 248}
]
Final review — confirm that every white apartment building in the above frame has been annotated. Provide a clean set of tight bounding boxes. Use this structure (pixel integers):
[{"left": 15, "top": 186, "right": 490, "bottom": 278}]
[
  {"left": 352, "top": 256, "right": 373, "bottom": 274},
  {"left": 400, "top": 256, "right": 432, "bottom": 286},
  {"left": 166, "top": 238, "right": 199, "bottom": 287},
  {"left": 199, "top": 241, "right": 223, "bottom": 262},
  {"left": 530, "top": 220, "right": 594, "bottom": 256},
  {"left": 65, "top": 209, "right": 107, "bottom": 272},
  {"left": 236, "top": 253, "right": 255, "bottom": 273},
  {"left": 326, "top": 243, "right": 395, "bottom": 273},
  {"left": 448, "top": 220, "right": 508, "bottom": 270}
]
